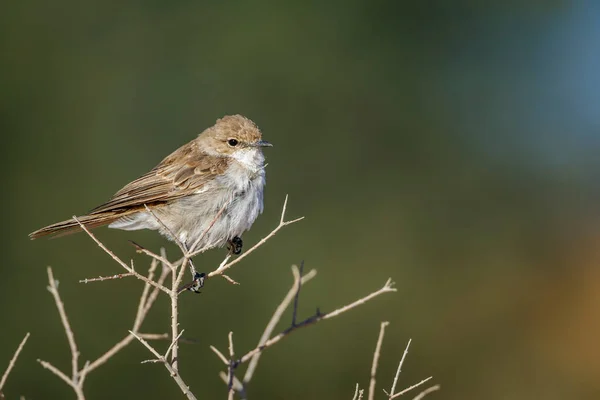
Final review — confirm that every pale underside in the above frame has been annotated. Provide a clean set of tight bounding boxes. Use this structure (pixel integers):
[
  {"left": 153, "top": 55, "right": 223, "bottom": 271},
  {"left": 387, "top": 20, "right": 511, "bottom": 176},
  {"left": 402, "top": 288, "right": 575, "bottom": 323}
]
[{"left": 109, "top": 148, "right": 266, "bottom": 252}]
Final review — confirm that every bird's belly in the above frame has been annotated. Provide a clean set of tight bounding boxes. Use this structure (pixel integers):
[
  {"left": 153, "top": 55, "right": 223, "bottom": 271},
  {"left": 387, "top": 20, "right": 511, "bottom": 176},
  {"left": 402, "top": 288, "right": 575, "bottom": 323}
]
[{"left": 171, "top": 175, "right": 265, "bottom": 251}]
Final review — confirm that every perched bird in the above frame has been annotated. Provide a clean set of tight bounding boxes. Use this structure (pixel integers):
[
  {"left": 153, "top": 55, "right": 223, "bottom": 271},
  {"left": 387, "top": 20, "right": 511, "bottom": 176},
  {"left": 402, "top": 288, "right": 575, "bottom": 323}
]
[{"left": 29, "top": 115, "right": 272, "bottom": 255}]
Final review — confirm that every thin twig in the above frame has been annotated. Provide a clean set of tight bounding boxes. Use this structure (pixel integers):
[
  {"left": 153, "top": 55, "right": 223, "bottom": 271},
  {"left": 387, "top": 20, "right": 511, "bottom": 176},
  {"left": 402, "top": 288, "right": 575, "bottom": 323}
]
[
  {"left": 129, "top": 332, "right": 197, "bottom": 400},
  {"left": 129, "top": 242, "right": 173, "bottom": 270},
  {"left": 387, "top": 339, "right": 412, "bottom": 397},
  {"left": 291, "top": 261, "right": 304, "bottom": 326},
  {"left": 170, "top": 254, "right": 189, "bottom": 372},
  {"left": 411, "top": 385, "right": 440, "bottom": 400},
  {"left": 237, "top": 278, "right": 396, "bottom": 365},
  {"left": 390, "top": 377, "right": 433, "bottom": 399},
  {"left": 227, "top": 332, "right": 235, "bottom": 400},
  {"left": 0, "top": 333, "right": 30, "bottom": 392},
  {"left": 80, "top": 257, "right": 169, "bottom": 375},
  {"left": 46, "top": 267, "right": 80, "bottom": 381},
  {"left": 73, "top": 216, "right": 171, "bottom": 295},
  {"left": 165, "top": 330, "right": 185, "bottom": 360},
  {"left": 243, "top": 266, "right": 317, "bottom": 383},
  {"left": 218, "top": 372, "right": 245, "bottom": 399},
  {"left": 37, "top": 359, "right": 78, "bottom": 390},
  {"left": 210, "top": 346, "right": 229, "bottom": 365},
  {"left": 368, "top": 322, "right": 389, "bottom": 400},
  {"left": 323, "top": 278, "right": 396, "bottom": 320},
  {"left": 79, "top": 273, "right": 134, "bottom": 283},
  {"left": 207, "top": 195, "right": 304, "bottom": 280},
  {"left": 352, "top": 383, "right": 360, "bottom": 400}
]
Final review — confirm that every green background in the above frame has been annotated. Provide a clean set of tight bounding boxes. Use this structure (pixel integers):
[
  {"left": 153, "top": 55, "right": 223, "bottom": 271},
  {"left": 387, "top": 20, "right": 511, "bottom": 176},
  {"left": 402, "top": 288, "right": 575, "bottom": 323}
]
[{"left": 2, "top": 1, "right": 600, "bottom": 399}]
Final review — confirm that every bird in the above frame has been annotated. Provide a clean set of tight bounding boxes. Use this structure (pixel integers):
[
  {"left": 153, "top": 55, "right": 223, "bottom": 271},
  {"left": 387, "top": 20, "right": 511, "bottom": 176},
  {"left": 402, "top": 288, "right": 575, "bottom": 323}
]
[{"left": 29, "top": 114, "right": 272, "bottom": 256}]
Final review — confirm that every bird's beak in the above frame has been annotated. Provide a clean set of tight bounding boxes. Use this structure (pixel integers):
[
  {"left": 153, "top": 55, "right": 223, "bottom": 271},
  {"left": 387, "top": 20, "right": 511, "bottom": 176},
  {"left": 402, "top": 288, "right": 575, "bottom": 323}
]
[{"left": 255, "top": 140, "right": 273, "bottom": 148}]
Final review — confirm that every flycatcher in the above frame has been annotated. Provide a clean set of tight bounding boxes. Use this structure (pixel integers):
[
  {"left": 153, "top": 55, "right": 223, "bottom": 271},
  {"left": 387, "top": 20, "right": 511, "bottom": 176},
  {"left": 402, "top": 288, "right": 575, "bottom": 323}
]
[{"left": 29, "top": 114, "right": 272, "bottom": 255}]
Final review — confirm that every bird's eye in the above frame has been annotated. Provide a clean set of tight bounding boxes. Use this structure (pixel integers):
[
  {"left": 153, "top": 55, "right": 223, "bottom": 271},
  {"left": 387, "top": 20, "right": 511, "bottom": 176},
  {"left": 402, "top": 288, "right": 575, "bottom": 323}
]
[{"left": 227, "top": 138, "right": 239, "bottom": 147}]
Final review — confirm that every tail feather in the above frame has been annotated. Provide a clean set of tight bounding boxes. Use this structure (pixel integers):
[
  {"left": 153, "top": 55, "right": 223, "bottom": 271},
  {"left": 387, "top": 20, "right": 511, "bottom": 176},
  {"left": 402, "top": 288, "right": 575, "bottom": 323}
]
[{"left": 29, "top": 212, "right": 130, "bottom": 239}]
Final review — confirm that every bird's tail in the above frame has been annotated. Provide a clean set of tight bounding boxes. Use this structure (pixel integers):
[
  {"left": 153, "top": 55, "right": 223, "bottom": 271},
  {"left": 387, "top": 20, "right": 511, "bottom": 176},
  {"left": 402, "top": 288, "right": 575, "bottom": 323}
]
[{"left": 29, "top": 211, "right": 131, "bottom": 239}]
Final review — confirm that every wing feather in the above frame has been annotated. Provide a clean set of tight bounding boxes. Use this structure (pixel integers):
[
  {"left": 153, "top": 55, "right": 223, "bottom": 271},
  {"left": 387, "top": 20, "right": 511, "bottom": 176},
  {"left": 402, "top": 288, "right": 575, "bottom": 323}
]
[{"left": 89, "top": 142, "right": 230, "bottom": 214}]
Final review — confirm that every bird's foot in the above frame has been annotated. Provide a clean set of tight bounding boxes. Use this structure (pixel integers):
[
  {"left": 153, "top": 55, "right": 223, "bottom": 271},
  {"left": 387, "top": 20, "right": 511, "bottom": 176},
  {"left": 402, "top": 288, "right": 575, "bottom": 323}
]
[
  {"left": 227, "top": 236, "right": 243, "bottom": 255},
  {"left": 178, "top": 272, "right": 206, "bottom": 294}
]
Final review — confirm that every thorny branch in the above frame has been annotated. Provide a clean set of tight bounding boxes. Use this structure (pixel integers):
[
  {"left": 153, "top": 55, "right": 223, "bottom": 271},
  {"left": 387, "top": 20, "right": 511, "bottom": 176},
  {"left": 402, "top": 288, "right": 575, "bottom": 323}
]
[
  {"left": 38, "top": 260, "right": 171, "bottom": 400},
  {"left": 211, "top": 265, "right": 397, "bottom": 397},
  {"left": 359, "top": 323, "right": 438, "bottom": 400},
  {"left": 60, "top": 196, "right": 302, "bottom": 399},
  {"left": 0, "top": 332, "right": 30, "bottom": 398},
  {"left": 33, "top": 194, "right": 436, "bottom": 400}
]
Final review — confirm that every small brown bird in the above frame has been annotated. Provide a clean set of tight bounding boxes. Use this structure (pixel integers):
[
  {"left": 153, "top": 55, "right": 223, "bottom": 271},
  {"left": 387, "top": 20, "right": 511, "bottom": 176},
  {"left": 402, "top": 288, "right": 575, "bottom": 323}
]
[{"left": 30, "top": 115, "right": 272, "bottom": 254}]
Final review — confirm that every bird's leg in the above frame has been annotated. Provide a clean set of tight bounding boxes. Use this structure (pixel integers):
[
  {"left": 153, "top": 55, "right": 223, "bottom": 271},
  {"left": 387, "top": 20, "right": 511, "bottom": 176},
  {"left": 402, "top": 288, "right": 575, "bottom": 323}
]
[
  {"left": 227, "top": 236, "right": 243, "bottom": 255},
  {"left": 180, "top": 243, "right": 205, "bottom": 294},
  {"left": 178, "top": 272, "right": 205, "bottom": 294}
]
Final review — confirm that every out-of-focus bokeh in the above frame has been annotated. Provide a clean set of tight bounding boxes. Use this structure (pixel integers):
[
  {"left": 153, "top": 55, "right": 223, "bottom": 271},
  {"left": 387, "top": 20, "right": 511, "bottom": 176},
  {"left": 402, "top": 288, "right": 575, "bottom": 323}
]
[{"left": 2, "top": 1, "right": 600, "bottom": 399}]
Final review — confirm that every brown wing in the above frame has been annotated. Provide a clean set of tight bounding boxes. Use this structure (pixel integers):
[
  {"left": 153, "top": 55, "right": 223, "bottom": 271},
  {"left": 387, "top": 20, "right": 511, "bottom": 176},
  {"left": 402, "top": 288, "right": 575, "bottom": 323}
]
[
  {"left": 89, "top": 142, "right": 230, "bottom": 214},
  {"left": 29, "top": 142, "right": 230, "bottom": 239}
]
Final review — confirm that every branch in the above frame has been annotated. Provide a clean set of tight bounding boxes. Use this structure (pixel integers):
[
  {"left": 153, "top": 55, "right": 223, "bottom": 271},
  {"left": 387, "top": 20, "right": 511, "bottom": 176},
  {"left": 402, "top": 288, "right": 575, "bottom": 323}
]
[
  {"left": 37, "top": 359, "right": 78, "bottom": 391},
  {"left": 368, "top": 322, "right": 389, "bottom": 400},
  {"left": 129, "top": 332, "right": 197, "bottom": 400},
  {"left": 0, "top": 333, "right": 30, "bottom": 393},
  {"left": 227, "top": 332, "right": 235, "bottom": 400},
  {"left": 243, "top": 265, "right": 317, "bottom": 383},
  {"left": 237, "top": 277, "right": 396, "bottom": 364},
  {"left": 207, "top": 195, "right": 304, "bottom": 280},
  {"left": 42, "top": 257, "right": 170, "bottom": 399},
  {"left": 389, "top": 378, "right": 433, "bottom": 399},
  {"left": 387, "top": 339, "right": 412, "bottom": 397},
  {"left": 79, "top": 273, "right": 134, "bottom": 283},
  {"left": 352, "top": 383, "right": 364, "bottom": 400},
  {"left": 84, "top": 257, "right": 170, "bottom": 375},
  {"left": 46, "top": 267, "right": 80, "bottom": 381},
  {"left": 211, "top": 267, "right": 396, "bottom": 397},
  {"left": 411, "top": 385, "right": 440, "bottom": 400},
  {"left": 73, "top": 216, "right": 171, "bottom": 296}
]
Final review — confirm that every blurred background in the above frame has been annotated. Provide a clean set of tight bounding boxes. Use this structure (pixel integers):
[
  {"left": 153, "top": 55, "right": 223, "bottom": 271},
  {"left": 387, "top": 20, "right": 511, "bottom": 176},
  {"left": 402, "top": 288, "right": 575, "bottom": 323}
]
[{"left": 2, "top": 1, "right": 600, "bottom": 399}]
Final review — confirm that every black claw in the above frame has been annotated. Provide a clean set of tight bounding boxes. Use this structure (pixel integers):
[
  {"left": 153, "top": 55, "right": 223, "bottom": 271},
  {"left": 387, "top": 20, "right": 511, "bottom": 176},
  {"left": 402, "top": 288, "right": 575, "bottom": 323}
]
[
  {"left": 178, "top": 272, "right": 206, "bottom": 294},
  {"left": 190, "top": 272, "right": 206, "bottom": 293},
  {"left": 228, "top": 236, "right": 243, "bottom": 255}
]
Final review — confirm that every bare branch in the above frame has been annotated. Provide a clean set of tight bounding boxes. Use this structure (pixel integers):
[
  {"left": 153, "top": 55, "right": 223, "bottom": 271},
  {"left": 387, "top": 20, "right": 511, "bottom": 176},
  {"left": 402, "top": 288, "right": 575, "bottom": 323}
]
[
  {"left": 208, "top": 195, "right": 304, "bottom": 280},
  {"left": 387, "top": 339, "right": 412, "bottom": 397},
  {"left": 76, "top": 256, "right": 170, "bottom": 377},
  {"left": 129, "top": 242, "right": 173, "bottom": 270},
  {"left": 46, "top": 267, "right": 80, "bottom": 381},
  {"left": 37, "top": 360, "right": 79, "bottom": 392},
  {"left": 218, "top": 372, "right": 245, "bottom": 399},
  {"left": 411, "top": 385, "right": 440, "bottom": 400},
  {"left": 390, "top": 377, "right": 433, "bottom": 399},
  {"left": 129, "top": 332, "right": 197, "bottom": 400},
  {"left": 79, "top": 273, "right": 134, "bottom": 283},
  {"left": 237, "top": 277, "right": 396, "bottom": 365},
  {"left": 0, "top": 333, "right": 30, "bottom": 392},
  {"left": 243, "top": 265, "right": 317, "bottom": 383},
  {"left": 227, "top": 332, "right": 236, "bottom": 400},
  {"left": 368, "top": 322, "right": 389, "bottom": 400},
  {"left": 210, "top": 346, "right": 229, "bottom": 365},
  {"left": 138, "top": 333, "right": 170, "bottom": 340},
  {"left": 291, "top": 261, "right": 303, "bottom": 326},
  {"left": 165, "top": 330, "right": 185, "bottom": 360},
  {"left": 352, "top": 383, "right": 361, "bottom": 400},
  {"left": 323, "top": 278, "right": 396, "bottom": 321},
  {"left": 73, "top": 217, "right": 171, "bottom": 295}
]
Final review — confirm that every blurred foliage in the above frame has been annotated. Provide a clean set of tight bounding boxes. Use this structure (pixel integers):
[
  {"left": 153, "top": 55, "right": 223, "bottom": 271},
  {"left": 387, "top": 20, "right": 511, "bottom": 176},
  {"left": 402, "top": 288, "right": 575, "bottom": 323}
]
[{"left": 2, "top": 1, "right": 600, "bottom": 399}]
